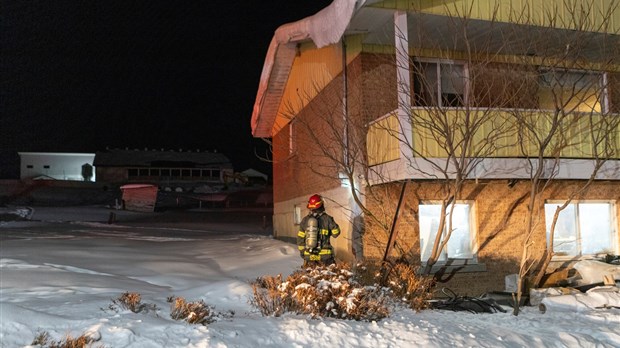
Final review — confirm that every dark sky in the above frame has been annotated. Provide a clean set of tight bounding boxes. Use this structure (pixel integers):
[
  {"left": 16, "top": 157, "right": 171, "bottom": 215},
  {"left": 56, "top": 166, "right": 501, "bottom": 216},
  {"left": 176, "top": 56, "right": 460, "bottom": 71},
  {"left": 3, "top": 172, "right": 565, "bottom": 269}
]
[{"left": 1, "top": 1, "right": 333, "bottom": 178}]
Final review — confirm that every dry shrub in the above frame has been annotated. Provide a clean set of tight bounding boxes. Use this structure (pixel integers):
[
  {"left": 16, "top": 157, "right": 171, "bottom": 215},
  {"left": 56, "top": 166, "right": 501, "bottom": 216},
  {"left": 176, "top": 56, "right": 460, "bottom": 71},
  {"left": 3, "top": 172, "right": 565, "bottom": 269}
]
[
  {"left": 31, "top": 330, "right": 103, "bottom": 348},
  {"left": 168, "top": 296, "right": 233, "bottom": 325},
  {"left": 250, "top": 263, "right": 391, "bottom": 321},
  {"left": 250, "top": 274, "right": 294, "bottom": 317},
  {"left": 384, "top": 262, "right": 434, "bottom": 311},
  {"left": 108, "top": 292, "right": 157, "bottom": 314}
]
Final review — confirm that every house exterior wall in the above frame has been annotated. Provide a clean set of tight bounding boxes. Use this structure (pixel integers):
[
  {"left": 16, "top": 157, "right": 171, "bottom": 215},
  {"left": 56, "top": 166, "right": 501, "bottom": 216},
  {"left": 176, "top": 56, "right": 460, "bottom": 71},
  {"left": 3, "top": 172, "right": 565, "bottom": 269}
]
[
  {"left": 371, "top": 0, "right": 620, "bottom": 34},
  {"left": 363, "top": 179, "right": 620, "bottom": 296},
  {"left": 18, "top": 152, "right": 95, "bottom": 181},
  {"left": 271, "top": 50, "right": 399, "bottom": 260}
]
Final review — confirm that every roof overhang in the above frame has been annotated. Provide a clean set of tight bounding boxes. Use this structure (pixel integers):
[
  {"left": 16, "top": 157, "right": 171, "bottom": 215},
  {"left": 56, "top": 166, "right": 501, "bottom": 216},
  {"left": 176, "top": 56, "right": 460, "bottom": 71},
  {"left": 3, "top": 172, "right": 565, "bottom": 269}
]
[{"left": 251, "top": 0, "right": 361, "bottom": 138}]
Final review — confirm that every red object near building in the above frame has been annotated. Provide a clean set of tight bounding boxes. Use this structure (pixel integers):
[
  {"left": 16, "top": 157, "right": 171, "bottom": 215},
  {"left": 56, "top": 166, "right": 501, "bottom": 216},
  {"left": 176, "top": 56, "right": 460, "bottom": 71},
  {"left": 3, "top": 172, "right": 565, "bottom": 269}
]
[{"left": 120, "top": 184, "right": 158, "bottom": 212}]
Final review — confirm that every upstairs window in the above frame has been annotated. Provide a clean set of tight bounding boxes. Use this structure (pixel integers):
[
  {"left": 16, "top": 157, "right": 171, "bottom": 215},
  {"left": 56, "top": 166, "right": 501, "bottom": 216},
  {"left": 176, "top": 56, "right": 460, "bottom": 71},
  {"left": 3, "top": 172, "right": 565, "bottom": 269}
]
[
  {"left": 538, "top": 69, "right": 606, "bottom": 113},
  {"left": 413, "top": 60, "right": 467, "bottom": 108},
  {"left": 419, "top": 202, "right": 475, "bottom": 262},
  {"left": 545, "top": 201, "right": 617, "bottom": 258}
]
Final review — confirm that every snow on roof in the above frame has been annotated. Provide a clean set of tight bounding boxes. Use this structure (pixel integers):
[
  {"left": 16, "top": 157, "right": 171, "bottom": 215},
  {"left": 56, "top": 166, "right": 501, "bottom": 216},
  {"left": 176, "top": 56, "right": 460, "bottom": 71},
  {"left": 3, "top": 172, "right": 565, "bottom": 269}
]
[
  {"left": 251, "top": 0, "right": 359, "bottom": 138},
  {"left": 120, "top": 184, "right": 157, "bottom": 190},
  {"left": 241, "top": 168, "right": 268, "bottom": 180}
]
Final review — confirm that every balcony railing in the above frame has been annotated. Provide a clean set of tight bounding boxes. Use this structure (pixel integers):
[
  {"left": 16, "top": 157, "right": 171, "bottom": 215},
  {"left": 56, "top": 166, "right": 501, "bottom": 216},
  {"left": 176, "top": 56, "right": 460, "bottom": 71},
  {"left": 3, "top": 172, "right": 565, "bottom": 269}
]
[{"left": 367, "top": 108, "right": 620, "bottom": 166}]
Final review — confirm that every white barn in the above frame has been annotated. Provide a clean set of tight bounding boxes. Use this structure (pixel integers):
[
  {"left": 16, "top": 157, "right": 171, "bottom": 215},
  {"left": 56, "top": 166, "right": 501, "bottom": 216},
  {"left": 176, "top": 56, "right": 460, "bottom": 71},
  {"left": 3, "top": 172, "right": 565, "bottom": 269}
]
[{"left": 18, "top": 152, "right": 96, "bottom": 181}]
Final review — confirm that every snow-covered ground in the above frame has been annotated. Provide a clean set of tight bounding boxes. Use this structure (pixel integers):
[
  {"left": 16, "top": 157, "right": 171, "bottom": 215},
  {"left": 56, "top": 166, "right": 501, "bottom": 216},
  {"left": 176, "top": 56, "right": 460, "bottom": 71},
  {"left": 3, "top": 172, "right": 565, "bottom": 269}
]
[{"left": 1, "top": 206, "right": 620, "bottom": 347}]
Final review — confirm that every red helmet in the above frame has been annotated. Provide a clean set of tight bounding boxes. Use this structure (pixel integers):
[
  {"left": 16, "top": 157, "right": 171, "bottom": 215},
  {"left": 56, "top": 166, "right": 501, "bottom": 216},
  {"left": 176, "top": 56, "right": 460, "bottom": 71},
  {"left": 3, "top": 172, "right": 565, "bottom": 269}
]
[{"left": 307, "top": 194, "right": 323, "bottom": 210}]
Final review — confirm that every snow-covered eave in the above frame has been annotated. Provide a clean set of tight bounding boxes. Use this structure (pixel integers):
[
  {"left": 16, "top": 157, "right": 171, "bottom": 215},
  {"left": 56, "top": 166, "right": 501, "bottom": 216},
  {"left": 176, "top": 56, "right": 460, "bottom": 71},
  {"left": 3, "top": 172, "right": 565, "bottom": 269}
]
[{"left": 251, "top": 0, "right": 361, "bottom": 138}]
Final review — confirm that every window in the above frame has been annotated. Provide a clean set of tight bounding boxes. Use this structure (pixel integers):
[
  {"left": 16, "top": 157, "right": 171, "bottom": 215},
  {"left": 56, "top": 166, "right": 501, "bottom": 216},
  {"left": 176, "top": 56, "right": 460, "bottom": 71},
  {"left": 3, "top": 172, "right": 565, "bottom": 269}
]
[
  {"left": 413, "top": 60, "right": 467, "bottom": 107},
  {"left": 538, "top": 69, "right": 606, "bottom": 113},
  {"left": 171, "top": 169, "right": 180, "bottom": 177},
  {"left": 294, "top": 205, "right": 302, "bottom": 225},
  {"left": 149, "top": 168, "right": 160, "bottom": 176},
  {"left": 160, "top": 169, "right": 171, "bottom": 177},
  {"left": 419, "top": 203, "right": 475, "bottom": 262},
  {"left": 139, "top": 169, "right": 148, "bottom": 176},
  {"left": 212, "top": 169, "right": 220, "bottom": 179},
  {"left": 43, "top": 165, "right": 50, "bottom": 169},
  {"left": 288, "top": 121, "right": 296, "bottom": 156},
  {"left": 26, "top": 165, "right": 33, "bottom": 169},
  {"left": 191, "top": 169, "right": 201, "bottom": 177},
  {"left": 181, "top": 169, "right": 190, "bottom": 177},
  {"left": 545, "top": 201, "right": 617, "bottom": 257},
  {"left": 127, "top": 169, "right": 138, "bottom": 177}
]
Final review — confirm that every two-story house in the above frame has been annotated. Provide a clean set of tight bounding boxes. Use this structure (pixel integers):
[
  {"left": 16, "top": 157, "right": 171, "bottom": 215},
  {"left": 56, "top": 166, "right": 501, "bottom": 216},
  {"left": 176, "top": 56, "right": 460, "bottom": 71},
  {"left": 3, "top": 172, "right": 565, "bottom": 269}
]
[{"left": 251, "top": 0, "right": 620, "bottom": 294}]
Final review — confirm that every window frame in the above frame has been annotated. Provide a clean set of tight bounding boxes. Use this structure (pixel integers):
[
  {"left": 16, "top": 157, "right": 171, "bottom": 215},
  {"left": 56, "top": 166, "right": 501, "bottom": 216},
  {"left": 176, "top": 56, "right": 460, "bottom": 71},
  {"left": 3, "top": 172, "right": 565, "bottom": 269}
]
[
  {"left": 545, "top": 200, "right": 618, "bottom": 260},
  {"left": 418, "top": 200, "right": 478, "bottom": 265},
  {"left": 412, "top": 58, "right": 470, "bottom": 108},
  {"left": 537, "top": 68, "right": 608, "bottom": 113},
  {"left": 288, "top": 120, "right": 296, "bottom": 157}
]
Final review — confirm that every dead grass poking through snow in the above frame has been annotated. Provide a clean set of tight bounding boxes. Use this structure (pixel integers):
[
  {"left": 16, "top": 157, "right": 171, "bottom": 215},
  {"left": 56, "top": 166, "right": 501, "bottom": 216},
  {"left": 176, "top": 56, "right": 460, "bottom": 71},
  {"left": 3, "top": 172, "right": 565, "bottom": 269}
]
[
  {"left": 107, "top": 291, "right": 157, "bottom": 314},
  {"left": 31, "top": 330, "right": 103, "bottom": 348}
]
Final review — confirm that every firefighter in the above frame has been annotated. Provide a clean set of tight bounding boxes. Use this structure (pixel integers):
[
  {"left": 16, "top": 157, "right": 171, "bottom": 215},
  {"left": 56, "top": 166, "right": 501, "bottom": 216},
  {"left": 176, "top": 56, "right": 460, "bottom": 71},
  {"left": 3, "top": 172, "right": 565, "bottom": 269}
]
[{"left": 297, "top": 194, "right": 341, "bottom": 267}]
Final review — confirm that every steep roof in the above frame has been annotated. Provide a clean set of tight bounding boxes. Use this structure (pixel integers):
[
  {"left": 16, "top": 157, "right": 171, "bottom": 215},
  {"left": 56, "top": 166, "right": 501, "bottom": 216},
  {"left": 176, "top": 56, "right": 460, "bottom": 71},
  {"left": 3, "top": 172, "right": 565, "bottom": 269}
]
[
  {"left": 251, "top": 0, "right": 360, "bottom": 138},
  {"left": 94, "top": 149, "right": 231, "bottom": 168}
]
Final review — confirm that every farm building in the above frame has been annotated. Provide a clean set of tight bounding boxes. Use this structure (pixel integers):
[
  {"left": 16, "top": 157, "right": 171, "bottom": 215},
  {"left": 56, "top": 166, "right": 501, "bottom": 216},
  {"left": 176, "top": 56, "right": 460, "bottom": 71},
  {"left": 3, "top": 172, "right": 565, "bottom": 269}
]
[
  {"left": 94, "top": 148, "right": 233, "bottom": 186},
  {"left": 18, "top": 152, "right": 95, "bottom": 181}
]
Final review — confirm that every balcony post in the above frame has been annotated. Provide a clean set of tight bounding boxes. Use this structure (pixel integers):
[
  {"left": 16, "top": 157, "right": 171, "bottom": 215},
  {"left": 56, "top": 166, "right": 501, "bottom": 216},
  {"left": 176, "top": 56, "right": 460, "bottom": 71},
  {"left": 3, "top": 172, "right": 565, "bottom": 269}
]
[{"left": 394, "top": 10, "right": 413, "bottom": 160}]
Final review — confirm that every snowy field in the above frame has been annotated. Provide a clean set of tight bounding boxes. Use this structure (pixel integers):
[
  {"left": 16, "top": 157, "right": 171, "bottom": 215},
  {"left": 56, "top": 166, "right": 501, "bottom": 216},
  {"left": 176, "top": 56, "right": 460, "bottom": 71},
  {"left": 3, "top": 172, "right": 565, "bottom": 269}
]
[{"left": 1, "top": 206, "right": 620, "bottom": 347}]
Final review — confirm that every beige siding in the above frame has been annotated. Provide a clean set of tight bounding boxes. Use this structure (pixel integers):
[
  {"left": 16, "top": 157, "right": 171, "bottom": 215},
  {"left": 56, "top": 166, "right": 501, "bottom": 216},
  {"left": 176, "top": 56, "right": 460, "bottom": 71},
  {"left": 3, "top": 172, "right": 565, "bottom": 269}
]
[
  {"left": 372, "top": 0, "right": 620, "bottom": 33},
  {"left": 366, "top": 109, "right": 620, "bottom": 161},
  {"left": 367, "top": 114, "right": 401, "bottom": 165},
  {"left": 274, "top": 43, "right": 345, "bottom": 133}
]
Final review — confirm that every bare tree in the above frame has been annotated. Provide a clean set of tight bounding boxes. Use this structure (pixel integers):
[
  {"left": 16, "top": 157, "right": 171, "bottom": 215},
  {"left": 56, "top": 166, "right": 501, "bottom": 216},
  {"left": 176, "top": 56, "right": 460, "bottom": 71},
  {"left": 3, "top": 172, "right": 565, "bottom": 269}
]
[{"left": 498, "top": 0, "right": 620, "bottom": 315}]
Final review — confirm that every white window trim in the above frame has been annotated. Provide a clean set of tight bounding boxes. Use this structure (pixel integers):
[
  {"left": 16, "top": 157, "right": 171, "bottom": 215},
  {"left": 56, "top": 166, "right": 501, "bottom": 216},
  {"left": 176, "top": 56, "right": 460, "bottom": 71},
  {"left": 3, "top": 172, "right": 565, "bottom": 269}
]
[
  {"left": 419, "top": 200, "right": 478, "bottom": 265},
  {"left": 545, "top": 200, "right": 618, "bottom": 260}
]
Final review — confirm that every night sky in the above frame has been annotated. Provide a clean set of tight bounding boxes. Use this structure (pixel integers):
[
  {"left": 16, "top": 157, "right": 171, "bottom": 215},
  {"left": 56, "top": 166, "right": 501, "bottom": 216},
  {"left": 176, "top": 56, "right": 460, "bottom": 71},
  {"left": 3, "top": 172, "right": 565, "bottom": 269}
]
[{"left": 1, "top": 1, "right": 333, "bottom": 179}]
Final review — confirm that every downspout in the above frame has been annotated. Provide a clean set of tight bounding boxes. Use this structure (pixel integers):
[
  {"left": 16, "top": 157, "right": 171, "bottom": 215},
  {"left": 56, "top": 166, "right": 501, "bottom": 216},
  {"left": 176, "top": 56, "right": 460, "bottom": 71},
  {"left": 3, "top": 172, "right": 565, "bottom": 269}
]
[{"left": 342, "top": 37, "right": 349, "bottom": 167}]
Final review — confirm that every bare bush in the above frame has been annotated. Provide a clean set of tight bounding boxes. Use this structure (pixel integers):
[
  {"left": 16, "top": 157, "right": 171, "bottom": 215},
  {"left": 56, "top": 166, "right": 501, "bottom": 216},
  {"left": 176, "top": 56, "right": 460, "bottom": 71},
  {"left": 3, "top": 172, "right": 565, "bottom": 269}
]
[
  {"left": 168, "top": 296, "right": 233, "bottom": 325},
  {"left": 251, "top": 263, "right": 434, "bottom": 320},
  {"left": 107, "top": 292, "right": 157, "bottom": 314},
  {"left": 384, "top": 262, "right": 435, "bottom": 311}
]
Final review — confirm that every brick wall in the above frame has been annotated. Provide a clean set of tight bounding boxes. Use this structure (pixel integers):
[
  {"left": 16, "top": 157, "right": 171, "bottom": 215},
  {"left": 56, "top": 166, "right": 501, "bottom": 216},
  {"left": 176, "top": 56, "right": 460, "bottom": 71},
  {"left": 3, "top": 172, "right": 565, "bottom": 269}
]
[
  {"left": 273, "top": 52, "right": 398, "bottom": 203},
  {"left": 364, "top": 179, "right": 620, "bottom": 295}
]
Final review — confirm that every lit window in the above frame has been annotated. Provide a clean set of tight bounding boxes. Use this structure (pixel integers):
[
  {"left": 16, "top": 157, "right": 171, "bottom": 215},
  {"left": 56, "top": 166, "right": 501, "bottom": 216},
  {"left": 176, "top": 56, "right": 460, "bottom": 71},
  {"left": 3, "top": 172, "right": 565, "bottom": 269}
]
[
  {"left": 419, "top": 203, "right": 475, "bottom": 262},
  {"left": 289, "top": 121, "right": 296, "bottom": 156},
  {"left": 538, "top": 69, "right": 605, "bottom": 113},
  {"left": 545, "top": 202, "right": 617, "bottom": 257},
  {"left": 294, "top": 205, "right": 302, "bottom": 225},
  {"left": 413, "top": 60, "right": 467, "bottom": 107}
]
